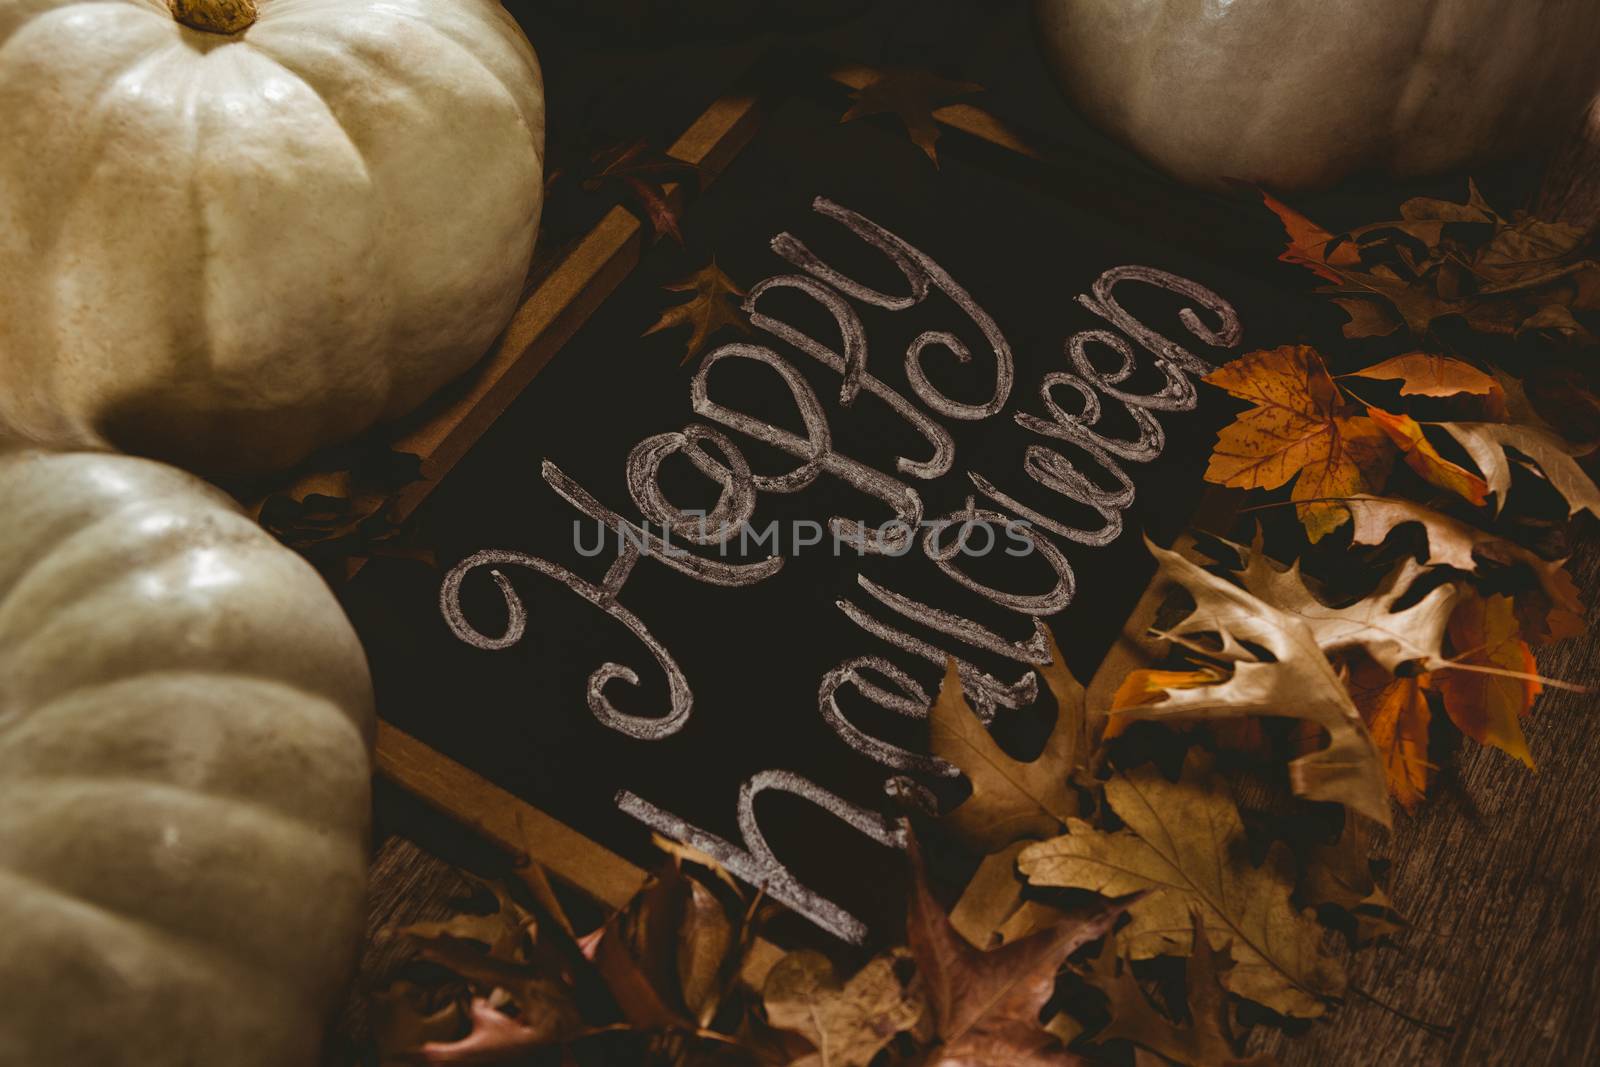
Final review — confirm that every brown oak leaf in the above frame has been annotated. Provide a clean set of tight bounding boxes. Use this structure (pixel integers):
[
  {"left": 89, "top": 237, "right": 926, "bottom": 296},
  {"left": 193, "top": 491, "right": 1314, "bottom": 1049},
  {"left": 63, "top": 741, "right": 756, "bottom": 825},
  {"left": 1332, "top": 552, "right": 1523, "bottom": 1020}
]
[
  {"left": 1079, "top": 912, "right": 1279, "bottom": 1067},
  {"left": 1019, "top": 752, "right": 1346, "bottom": 1018},
  {"left": 1111, "top": 539, "right": 1460, "bottom": 823},
  {"left": 931, "top": 630, "right": 1089, "bottom": 852},
  {"left": 907, "top": 835, "right": 1121, "bottom": 1065},
  {"left": 1297, "top": 811, "right": 1407, "bottom": 944},
  {"left": 1438, "top": 421, "right": 1600, "bottom": 519},
  {"left": 644, "top": 260, "right": 754, "bottom": 366},
  {"left": 841, "top": 67, "right": 983, "bottom": 166}
]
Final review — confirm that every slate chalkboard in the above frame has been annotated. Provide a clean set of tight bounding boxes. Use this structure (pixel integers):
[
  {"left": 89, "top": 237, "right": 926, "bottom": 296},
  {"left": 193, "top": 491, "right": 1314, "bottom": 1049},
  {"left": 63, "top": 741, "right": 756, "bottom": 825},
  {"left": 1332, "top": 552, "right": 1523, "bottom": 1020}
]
[{"left": 339, "top": 75, "right": 1312, "bottom": 946}]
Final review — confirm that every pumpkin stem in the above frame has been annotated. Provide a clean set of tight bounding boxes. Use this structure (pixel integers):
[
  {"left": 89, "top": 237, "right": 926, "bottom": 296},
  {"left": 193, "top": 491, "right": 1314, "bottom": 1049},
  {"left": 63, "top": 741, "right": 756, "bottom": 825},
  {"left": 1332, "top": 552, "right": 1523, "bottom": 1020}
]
[
  {"left": 169, "top": 0, "right": 256, "bottom": 35},
  {"left": 1535, "top": 93, "right": 1600, "bottom": 238}
]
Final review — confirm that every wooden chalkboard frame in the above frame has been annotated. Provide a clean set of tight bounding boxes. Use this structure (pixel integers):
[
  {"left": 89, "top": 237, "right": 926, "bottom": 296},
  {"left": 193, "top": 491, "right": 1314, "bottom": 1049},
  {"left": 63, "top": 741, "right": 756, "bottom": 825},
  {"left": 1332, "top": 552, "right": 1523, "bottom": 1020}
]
[{"left": 316, "top": 53, "right": 1238, "bottom": 984}]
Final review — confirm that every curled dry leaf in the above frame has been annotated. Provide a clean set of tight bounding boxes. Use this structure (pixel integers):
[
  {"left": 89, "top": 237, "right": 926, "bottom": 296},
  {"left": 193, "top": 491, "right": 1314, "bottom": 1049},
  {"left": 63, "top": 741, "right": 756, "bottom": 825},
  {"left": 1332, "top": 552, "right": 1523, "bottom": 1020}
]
[
  {"left": 1262, "top": 184, "right": 1600, "bottom": 344},
  {"left": 1020, "top": 752, "right": 1346, "bottom": 1018},
  {"left": 1202, "top": 345, "right": 1393, "bottom": 541},
  {"left": 1438, "top": 421, "right": 1600, "bottom": 519},
  {"left": 761, "top": 949, "right": 924, "bottom": 1067},
  {"left": 906, "top": 834, "right": 1121, "bottom": 1065},
  {"left": 930, "top": 631, "right": 1090, "bottom": 852},
  {"left": 1261, "top": 191, "right": 1359, "bottom": 284},
  {"left": 1365, "top": 407, "right": 1489, "bottom": 506}
]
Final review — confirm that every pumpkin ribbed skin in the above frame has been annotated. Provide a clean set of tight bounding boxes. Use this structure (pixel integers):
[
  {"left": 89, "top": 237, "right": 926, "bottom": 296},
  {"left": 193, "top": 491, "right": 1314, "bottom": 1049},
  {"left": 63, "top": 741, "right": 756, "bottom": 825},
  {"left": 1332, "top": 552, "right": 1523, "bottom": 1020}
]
[
  {"left": 1035, "top": 0, "right": 1600, "bottom": 191},
  {"left": 0, "top": 450, "right": 375, "bottom": 1066},
  {"left": 0, "top": 0, "right": 544, "bottom": 475}
]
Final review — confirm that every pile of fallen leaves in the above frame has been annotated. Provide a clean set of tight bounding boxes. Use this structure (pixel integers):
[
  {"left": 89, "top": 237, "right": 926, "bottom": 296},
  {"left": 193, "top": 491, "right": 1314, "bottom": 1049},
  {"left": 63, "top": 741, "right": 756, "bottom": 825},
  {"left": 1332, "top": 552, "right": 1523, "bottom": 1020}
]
[
  {"left": 1264, "top": 183, "right": 1600, "bottom": 344},
  {"left": 367, "top": 831, "right": 1145, "bottom": 1066}
]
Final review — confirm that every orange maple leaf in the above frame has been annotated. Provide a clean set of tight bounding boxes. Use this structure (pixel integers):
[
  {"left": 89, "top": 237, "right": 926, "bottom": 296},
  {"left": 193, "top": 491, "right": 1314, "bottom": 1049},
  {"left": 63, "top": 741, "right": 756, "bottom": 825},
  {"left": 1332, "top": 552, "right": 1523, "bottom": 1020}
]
[
  {"left": 1261, "top": 191, "right": 1361, "bottom": 283},
  {"left": 1203, "top": 346, "right": 1395, "bottom": 541},
  {"left": 1366, "top": 407, "right": 1491, "bottom": 506},
  {"left": 1434, "top": 592, "right": 1540, "bottom": 768},
  {"left": 1345, "top": 656, "right": 1434, "bottom": 812}
]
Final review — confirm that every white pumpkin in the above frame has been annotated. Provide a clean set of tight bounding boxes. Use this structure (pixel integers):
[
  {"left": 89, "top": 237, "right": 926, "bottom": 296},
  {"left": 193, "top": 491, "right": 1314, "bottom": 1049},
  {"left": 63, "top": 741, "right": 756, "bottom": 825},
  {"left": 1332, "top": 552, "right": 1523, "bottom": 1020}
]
[
  {"left": 0, "top": 0, "right": 545, "bottom": 474},
  {"left": 0, "top": 447, "right": 375, "bottom": 1065},
  {"left": 1034, "top": 0, "right": 1600, "bottom": 191}
]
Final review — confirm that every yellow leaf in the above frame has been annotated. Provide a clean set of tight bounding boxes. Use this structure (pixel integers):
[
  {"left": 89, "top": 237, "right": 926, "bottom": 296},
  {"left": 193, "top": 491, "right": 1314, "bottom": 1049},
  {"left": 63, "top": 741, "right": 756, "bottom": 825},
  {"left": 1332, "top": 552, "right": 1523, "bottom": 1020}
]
[
  {"left": 930, "top": 631, "right": 1087, "bottom": 851},
  {"left": 1019, "top": 753, "right": 1346, "bottom": 1018},
  {"left": 763, "top": 949, "right": 925, "bottom": 1067}
]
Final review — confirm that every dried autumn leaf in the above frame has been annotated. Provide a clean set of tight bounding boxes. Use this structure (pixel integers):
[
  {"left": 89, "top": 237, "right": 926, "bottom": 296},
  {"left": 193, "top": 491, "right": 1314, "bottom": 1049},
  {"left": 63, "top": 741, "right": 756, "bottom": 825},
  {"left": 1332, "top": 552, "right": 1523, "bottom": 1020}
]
[
  {"left": 1347, "top": 353, "right": 1498, "bottom": 398},
  {"left": 1400, "top": 180, "right": 1499, "bottom": 225},
  {"left": 1366, "top": 407, "right": 1490, "bottom": 506},
  {"left": 1019, "top": 752, "right": 1346, "bottom": 1018},
  {"left": 1105, "top": 667, "right": 1224, "bottom": 740},
  {"left": 1434, "top": 592, "right": 1541, "bottom": 769},
  {"left": 762, "top": 949, "right": 925, "bottom": 1067},
  {"left": 1203, "top": 346, "right": 1394, "bottom": 541},
  {"left": 1080, "top": 913, "right": 1277, "bottom": 1067},
  {"left": 841, "top": 67, "right": 983, "bottom": 166},
  {"left": 1298, "top": 811, "right": 1406, "bottom": 945},
  {"left": 906, "top": 834, "right": 1120, "bottom": 1066},
  {"left": 583, "top": 139, "right": 700, "bottom": 243},
  {"left": 402, "top": 895, "right": 582, "bottom": 1040},
  {"left": 1265, "top": 183, "right": 1600, "bottom": 344},
  {"left": 1113, "top": 540, "right": 1462, "bottom": 823},
  {"left": 1345, "top": 656, "right": 1433, "bottom": 813},
  {"left": 644, "top": 260, "right": 754, "bottom": 366},
  {"left": 1438, "top": 421, "right": 1600, "bottom": 519},
  {"left": 931, "top": 631, "right": 1088, "bottom": 852},
  {"left": 1261, "top": 190, "right": 1359, "bottom": 283},
  {"left": 416, "top": 996, "right": 557, "bottom": 1065},
  {"left": 1226, "top": 543, "right": 1457, "bottom": 676},
  {"left": 371, "top": 982, "right": 467, "bottom": 1067}
]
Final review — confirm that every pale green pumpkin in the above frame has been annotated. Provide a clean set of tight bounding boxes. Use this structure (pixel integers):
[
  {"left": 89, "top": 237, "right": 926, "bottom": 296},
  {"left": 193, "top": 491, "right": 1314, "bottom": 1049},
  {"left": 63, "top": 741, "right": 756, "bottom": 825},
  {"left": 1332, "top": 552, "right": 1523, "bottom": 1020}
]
[
  {"left": 0, "top": 0, "right": 544, "bottom": 475},
  {"left": 1035, "top": 0, "right": 1600, "bottom": 190},
  {"left": 0, "top": 448, "right": 375, "bottom": 1065}
]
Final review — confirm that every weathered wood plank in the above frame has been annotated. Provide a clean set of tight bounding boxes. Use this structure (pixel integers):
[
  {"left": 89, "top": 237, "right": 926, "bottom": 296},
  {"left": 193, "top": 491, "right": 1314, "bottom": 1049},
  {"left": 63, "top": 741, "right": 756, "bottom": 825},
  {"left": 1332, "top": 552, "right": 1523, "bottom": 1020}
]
[{"left": 1254, "top": 541, "right": 1600, "bottom": 1065}]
